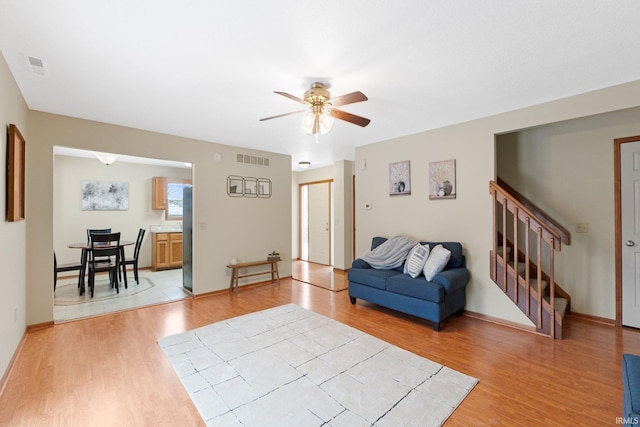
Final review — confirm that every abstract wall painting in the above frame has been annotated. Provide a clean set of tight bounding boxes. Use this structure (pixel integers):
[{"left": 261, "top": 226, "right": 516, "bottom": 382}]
[{"left": 81, "top": 180, "right": 129, "bottom": 210}]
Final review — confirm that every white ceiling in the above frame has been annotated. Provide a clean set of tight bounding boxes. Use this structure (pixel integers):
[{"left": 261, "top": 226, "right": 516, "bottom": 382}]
[{"left": 2, "top": 1, "right": 640, "bottom": 171}]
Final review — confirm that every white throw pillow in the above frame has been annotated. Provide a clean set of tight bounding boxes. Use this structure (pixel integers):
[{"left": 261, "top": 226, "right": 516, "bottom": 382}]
[
  {"left": 423, "top": 244, "right": 451, "bottom": 281},
  {"left": 406, "top": 244, "right": 430, "bottom": 278}
]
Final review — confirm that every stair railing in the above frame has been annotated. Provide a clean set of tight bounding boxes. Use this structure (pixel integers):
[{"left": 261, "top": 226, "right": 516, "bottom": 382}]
[{"left": 490, "top": 180, "right": 569, "bottom": 337}]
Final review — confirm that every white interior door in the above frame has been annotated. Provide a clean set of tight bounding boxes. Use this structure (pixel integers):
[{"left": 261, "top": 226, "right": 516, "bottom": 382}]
[
  {"left": 622, "top": 140, "right": 640, "bottom": 327},
  {"left": 307, "top": 182, "right": 331, "bottom": 265}
]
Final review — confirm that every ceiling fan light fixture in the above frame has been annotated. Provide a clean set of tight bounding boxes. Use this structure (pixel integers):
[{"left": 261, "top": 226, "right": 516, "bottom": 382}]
[
  {"left": 299, "top": 161, "right": 311, "bottom": 169},
  {"left": 95, "top": 152, "right": 118, "bottom": 166}
]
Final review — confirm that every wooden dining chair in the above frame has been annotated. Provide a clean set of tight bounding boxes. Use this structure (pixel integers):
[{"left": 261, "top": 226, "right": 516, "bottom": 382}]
[
  {"left": 86, "top": 228, "right": 113, "bottom": 264},
  {"left": 54, "top": 251, "right": 83, "bottom": 291},
  {"left": 122, "top": 228, "right": 146, "bottom": 284},
  {"left": 88, "top": 232, "right": 122, "bottom": 297}
]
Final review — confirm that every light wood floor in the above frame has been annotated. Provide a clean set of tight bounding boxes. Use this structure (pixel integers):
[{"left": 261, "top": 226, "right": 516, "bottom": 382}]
[
  {"left": 1, "top": 272, "right": 637, "bottom": 426},
  {"left": 292, "top": 260, "right": 349, "bottom": 292}
]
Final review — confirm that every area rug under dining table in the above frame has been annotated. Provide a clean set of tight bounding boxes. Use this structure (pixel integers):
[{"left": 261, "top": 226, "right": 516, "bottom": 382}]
[{"left": 158, "top": 304, "right": 477, "bottom": 426}]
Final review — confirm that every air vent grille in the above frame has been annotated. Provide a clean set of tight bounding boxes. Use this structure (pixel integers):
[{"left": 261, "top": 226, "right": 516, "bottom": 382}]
[
  {"left": 236, "top": 153, "right": 269, "bottom": 167},
  {"left": 26, "top": 55, "right": 48, "bottom": 76}
]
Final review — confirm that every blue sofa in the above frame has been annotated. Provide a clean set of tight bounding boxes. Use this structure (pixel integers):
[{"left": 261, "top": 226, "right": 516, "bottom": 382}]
[
  {"left": 623, "top": 354, "right": 640, "bottom": 421},
  {"left": 348, "top": 237, "right": 470, "bottom": 331}
]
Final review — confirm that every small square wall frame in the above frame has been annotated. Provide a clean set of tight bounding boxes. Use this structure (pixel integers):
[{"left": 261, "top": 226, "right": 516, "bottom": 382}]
[
  {"left": 257, "top": 178, "right": 271, "bottom": 198},
  {"left": 243, "top": 177, "right": 257, "bottom": 197},
  {"left": 227, "top": 175, "right": 243, "bottom": 197}
]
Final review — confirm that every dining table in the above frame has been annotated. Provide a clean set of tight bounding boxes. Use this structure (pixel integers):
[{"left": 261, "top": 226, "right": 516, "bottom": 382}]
[{"left": 67, "top": 240, "right": 135, "bottom": 295}]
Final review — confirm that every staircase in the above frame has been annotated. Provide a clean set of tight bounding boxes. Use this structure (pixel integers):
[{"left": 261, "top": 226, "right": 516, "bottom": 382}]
[{"left": 489, "top": 179, "right": 572, "bottom": 339}]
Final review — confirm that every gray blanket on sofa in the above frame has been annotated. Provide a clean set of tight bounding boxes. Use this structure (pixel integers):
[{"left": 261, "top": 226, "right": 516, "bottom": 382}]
[{"left": 359, "top": 235, "right": 417, "bottom": 269}]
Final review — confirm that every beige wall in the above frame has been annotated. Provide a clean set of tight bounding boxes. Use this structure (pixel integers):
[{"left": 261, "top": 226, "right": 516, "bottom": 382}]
[
  {"left": 355, "top": 80, "right": 640, "bottom": 325},
  {"left": 497, "top": 107, "right": 640, "bottom": 319},
  {"left": 53, "top": 155, "right": 190, "bottom": 267},
  {"left": 26, "top": 112, "right": 292, "bottom": 327},
  {"left": 0, "top": 53, "right": 29, "bottom": 380}
]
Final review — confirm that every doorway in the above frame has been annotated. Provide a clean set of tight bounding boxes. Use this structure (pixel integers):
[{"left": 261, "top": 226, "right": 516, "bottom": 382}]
[
  {"left": 299, "top": 180, "right": 333, "bottom": 266},
  {"left": 52, "top": 147, "right": 193, "bottom": 321},
  {"left": 616, "top": 136, "right": 640, "bottom": 327}
]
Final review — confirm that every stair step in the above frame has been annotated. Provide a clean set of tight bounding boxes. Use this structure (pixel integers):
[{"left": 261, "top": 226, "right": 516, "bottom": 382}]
[
  {"left": 496, "top": 246, "right": 511, "bottom": 259},
  {"left": 528, "top": 278, "right": 548, "bottom": 294},
  {"left": 545, "top": 296, "right": 569, "bottom": 317},
  {"left": 517, "top": 262, "right": 526, "bottom": 275}
]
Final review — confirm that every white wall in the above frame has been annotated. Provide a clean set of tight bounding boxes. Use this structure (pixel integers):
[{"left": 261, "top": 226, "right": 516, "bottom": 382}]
[
  {"left": 0, "top": 52, "right": 28, "bottom": 381},
  {"left": 26, "top": 111, "right": 292, "bottom": 327},
  {"left": 497, "top": 106, "right": 640, "bottom": 319},
  {"left": 53, "top": 155, "right": 190, "bottom": 267},
  {"left": 355, "top": 80, "right": 640, "bottom": 325}
]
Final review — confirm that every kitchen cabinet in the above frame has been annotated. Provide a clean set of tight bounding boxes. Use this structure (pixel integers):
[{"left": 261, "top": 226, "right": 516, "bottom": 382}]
[
  {"left": 151, "top": 232, "right": 183, "bottom": 270},
  {"left": 152, "top": 177, "right": 168, "bottom": 210}
]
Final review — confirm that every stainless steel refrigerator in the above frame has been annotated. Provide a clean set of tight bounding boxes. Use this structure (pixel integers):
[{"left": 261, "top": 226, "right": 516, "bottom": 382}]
[{"left": 182, "top": 185, "right": 193, "bottom": 292}]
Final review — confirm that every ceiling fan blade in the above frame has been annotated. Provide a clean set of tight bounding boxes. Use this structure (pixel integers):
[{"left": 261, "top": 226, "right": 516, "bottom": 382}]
[
  {"left": 274, "top": 91, "right": 307, "bottom": 104},
  {"left": 330, "top": 91, "right": 368, "bottom": 107},
  {"left": 259, "top": 110, "right": 305, "bottom": 121},
  {"left": 330, "top": 109, "right": 371, "bottom": 127}
]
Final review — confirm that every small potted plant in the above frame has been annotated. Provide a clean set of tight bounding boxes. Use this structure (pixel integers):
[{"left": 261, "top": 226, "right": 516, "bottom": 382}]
[{"left": 267, "top": 250, "right": 280, "bottom": 261}]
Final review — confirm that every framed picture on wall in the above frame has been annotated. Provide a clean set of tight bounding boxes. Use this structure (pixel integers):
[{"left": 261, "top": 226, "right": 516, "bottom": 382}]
[
  {"left": 429, "top": 159, "right": 456, "bottom": 200},
  {"left": 389, "top": 160, "right": 411, "bottom": 195},
  {"left": 6, "top": 124, "right": 26, "bottom": 221}
]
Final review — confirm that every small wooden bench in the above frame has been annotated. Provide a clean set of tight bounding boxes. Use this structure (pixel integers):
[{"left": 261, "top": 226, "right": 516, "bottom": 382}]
[{"left": 226, "top": 258, "right": 281, "bottom": 292}]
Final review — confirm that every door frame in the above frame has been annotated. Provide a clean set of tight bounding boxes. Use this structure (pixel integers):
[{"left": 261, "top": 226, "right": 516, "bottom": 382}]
[
  {"left": 298, "top": 179, "right": 333, "bottom": 264},
  {"left": 615, "top": 135, "right": 640, "bottom": 326}
]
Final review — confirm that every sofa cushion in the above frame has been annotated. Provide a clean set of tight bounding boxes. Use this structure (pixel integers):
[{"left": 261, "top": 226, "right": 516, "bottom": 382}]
[
  {"left": 404, "top": 244, "right": 430, "bottom": 278},
  {"left": 426, "top": 241, "right": 463, "bottom": 269},
  {"left": 423, "top": 244, "right": 451, "bottom": 281},
  {"left": 386, "top": 274, "right": 445, "bottom": 303},
  {"left": 371, "top": 236, "right": 388, "bottom": 250},
  {"left": 348, "top": 268, "right": 401, "bottom": 290}
]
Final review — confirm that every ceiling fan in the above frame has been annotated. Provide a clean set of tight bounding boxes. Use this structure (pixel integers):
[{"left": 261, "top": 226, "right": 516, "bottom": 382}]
[{"left": 259, "top": 82, "right": 370, "bottom": 136}]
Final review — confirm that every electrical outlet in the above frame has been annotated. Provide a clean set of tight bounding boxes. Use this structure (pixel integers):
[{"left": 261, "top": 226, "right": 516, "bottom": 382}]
[{"left": 576, "top": 223, "right": 589, "bottom": 233}]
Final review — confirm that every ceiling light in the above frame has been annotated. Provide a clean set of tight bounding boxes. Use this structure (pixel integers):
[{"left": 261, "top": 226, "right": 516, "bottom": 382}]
[
  {"left": 299, "top": 161, "right": 311, "bottom": 169},
  {"left": 301, "top": 108, "right": 334, "bottom": 136},
  {"left": 95, "top": 152, "right": 118, "bottom": 166}
]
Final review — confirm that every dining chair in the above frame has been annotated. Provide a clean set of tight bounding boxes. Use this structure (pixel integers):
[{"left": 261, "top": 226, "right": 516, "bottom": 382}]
[
  {"left": 122, "top": 228, "right": 146, "bottom": 284},
  {"left": 86, "top": 228, "right": 113, "bottom": 263},
  {"left": 88, "top": 232, "right": 122, "bottom": 297},
  {"left": 54, "top": 251, "right": 83, "bottom": 291}
]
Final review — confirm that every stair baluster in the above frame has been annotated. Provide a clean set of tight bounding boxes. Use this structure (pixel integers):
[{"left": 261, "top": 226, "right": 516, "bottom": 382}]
[{"left": 489, "top": 180, "right": 571, "bottom": 339}]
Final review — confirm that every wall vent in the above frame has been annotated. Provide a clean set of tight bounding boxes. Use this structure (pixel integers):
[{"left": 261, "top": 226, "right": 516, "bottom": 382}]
[
  {"left": 236, "top": 153, "right": 269, "bottom": 167},
  {"left": 26, "top": 55, "right": 48, "bottom": 76}
]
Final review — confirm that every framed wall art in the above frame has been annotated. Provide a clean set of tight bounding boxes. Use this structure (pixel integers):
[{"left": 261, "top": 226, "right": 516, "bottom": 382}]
[
  {"left": 81, "top": 180, "right": 129, "bottom": 210},
  {"left": 429, "top": 159, "right": 456, "bottom": 200},
  {"left": 227, "top": 175, "right": 243, "bottom": 197},
  {"left": 389, "top": 160, "right": 411, "bottom": 195},
  {"left": 6, "top": 124, "right": 26, "bottom": 221}
]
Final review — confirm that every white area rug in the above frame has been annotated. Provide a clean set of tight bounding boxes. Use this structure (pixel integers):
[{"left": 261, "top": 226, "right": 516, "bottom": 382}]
[{"left": 158, "top": 304, "right": 477, "bottom": 426}]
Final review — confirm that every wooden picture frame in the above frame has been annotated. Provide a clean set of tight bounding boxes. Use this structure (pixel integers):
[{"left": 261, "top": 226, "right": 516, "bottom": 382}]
[{"left": 7, "top": 124, "right": 25, "bottom": 221}]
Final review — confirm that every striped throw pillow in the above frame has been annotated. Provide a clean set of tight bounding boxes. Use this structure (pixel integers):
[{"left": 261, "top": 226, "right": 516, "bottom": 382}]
[{"left": 406, "top": 244, "right": 430, "bottom": 278}]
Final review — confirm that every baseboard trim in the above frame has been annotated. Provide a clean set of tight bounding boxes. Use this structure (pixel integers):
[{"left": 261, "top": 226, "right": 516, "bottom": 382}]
[
  {"left": 566, "top": 311, "right": 616, "bottom": 326},
  {"left": 463, "top": 310, "right": 537, "bottom": 333},
  {"left": 194, "top": 276, "right": 292, "bottom": 298}
]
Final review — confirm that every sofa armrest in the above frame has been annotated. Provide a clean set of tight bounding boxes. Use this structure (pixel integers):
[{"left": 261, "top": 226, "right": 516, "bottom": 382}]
[
  {"left": 352, "top": 258, "right": 372, "bottom": 269},
  {"left": 431, "top": 267, "right": 470, "bottom": 294}
]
